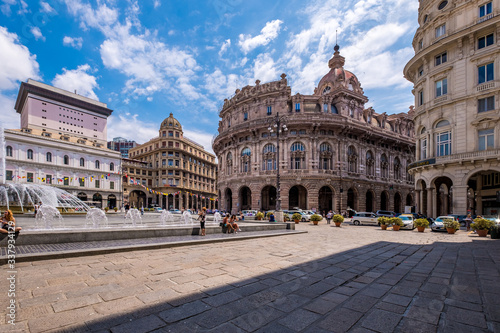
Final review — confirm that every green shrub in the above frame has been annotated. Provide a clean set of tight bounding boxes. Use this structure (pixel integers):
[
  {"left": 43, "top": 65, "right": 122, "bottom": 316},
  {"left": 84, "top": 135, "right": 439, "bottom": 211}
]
[
  {"left": 471, "top": 218, "right": 494, "bottom": 231},
  {"left": 414, "top": 218, "right": 429, "bottom": 227},
  {"left": 389, "top": 217, "right": 404, "bottom": 226},
  {"left": 443, "top": 218, "right": 460, "bottom": 230},
  {"left": 332, "top": 214, "right": 344, "bottom": 223},
  {"left": 266, "top": 211, "right": 273, "bottom": 217},
  {"left": 377, "top": 216, "right": 389, "bottom": 225},
  {"left": 292, "top": 213, "right": 302, "bottom": 221},
  {"left": 310, "top": 214, "right": 323, "bottom": 222},
  {"left": 255, "top": 212, "right": 265, "bottom": 219}
]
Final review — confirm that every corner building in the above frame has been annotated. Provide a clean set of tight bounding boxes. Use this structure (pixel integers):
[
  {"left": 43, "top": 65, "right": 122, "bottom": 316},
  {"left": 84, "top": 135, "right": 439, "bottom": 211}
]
[
  {"left": 404, "top": 0, "right": 500, "bottom": 217},
  {"left": 213, "top": 46, "right": 415, "bottom": 214},
  {"left": 126, "top": 113, "right": 217, "bottom": 210}
]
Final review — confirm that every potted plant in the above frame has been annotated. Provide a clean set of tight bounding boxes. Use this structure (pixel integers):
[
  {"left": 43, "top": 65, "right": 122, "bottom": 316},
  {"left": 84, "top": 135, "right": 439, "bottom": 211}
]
[
  {"left": 471, "top": 217, "right": 494, "bottom": 237},
  {"left": 104, "top": 207, "right": 109, "bottom": 213},
  {"left": 378, "top": 216, "right": 389, "bottom": 230},
  {"left": 292, "top": 213, "right": 302, "bottom": 224},
  {"left": 389, "top": 217, "right": 404, "bottom": 231},
  {"left": 114, "top": 207, "right": 118, "bottom": 212},
  {"left": 443, "top": 218, "right": 460, "bottom": 234},
  {"left": 255, "top": 212, "right": 264, "bottom": 220},
  {"left": 310, "top": 214, "right": 323, "bottom": 225},
  {"left": 332, "top": 214, "right": 344, "bottom": 227},
  {"left": 414, "top": 218, "right": 429, "bottom": 232}
]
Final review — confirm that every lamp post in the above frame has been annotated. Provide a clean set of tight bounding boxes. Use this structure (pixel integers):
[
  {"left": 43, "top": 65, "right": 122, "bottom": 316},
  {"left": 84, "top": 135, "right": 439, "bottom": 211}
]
[{"left": 268, "top": 112, "right": 288, "bottom": 222}]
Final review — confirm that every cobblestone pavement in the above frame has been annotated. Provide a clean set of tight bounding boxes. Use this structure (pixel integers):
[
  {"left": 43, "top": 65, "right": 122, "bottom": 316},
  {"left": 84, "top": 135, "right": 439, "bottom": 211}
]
[{"left": 1, "top": 221, "right": 499, "bottom": 332}]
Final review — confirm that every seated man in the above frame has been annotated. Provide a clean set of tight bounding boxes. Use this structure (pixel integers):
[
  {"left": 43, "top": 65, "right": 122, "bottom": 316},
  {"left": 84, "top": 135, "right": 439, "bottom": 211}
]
[{"left": 269, "top": 213, "right": 275, "bottom": 222}]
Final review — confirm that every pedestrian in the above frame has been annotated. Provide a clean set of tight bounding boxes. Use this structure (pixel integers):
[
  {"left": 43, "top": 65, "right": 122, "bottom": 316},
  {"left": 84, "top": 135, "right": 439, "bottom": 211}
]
[
  {"left": 141, "top": 206, "right": 144, "bottom": 216},
  {"left": 465, "top": 213, "right": 473, "bottom": 231},
  {"left": 230, "top": 214, "right": 241, "bottom": 233},
  {"left": 198, "top": 207, "right": 207, "bottom": 236},
  {"left": 0, "top": 209, "right": 22, "bottom": 234},
  {"left": 34, "top": 202, "right": 40, "bottom": 218},
  {"left": 326, "top": 210, "right": 333, "bottom": 224},
  {"left": 269, "top": 212, "right": 275, "bottom": 222}
]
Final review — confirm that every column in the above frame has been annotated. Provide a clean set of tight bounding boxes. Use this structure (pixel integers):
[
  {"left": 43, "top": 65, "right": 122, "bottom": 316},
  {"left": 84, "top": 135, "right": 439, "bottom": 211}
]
[
  {"left": 427, "top": 187, "right": 436, "bottom": 218},
  {"left": 452, "top": 185, "right": 468, "bottom": 215}
]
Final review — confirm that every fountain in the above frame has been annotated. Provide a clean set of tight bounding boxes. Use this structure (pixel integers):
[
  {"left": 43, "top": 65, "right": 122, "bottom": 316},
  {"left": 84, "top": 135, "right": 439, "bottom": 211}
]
[
  {"left": 35, "top": 205, "right": 64, "bottom": 229},
  {"left": 182, "top": 210, "right": 194, "bottom": 224},
  {"left": 160, "top": 210, "right": 174, "bottom": 226},
  {"left": 125, "top": 208, "right": 143, "bottom": 227},
  {"left": 214, "top": 212, "right": 222, "bottom": 225},
  {"left": 86, "top": 208, "right": 108, "bottom": 228}
]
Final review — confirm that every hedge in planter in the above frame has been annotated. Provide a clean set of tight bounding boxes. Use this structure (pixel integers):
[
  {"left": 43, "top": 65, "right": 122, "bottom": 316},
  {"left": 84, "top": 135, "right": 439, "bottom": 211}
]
[
  {"left": 389, "top": 217, "right": 404, "bottom": 231},
  {"left": 255, "top": 212, "right": 265, "bottom": 220},
  {"left": 378, "top": 216, "right": 389, "bottom": 230},
  {"left": 310, "top": 214, "right": 323, "bottom": 225},
  {"left": 414, "top": 218, "right": 429, "bottom": 232},
  {"left": 332, "top": 214, "right": 344, "bottom": 227},
  {"left": 471, "top": 218, "right": 494, "bottom": 237},
  {"left": 443, "top": 218, "right": 460, "bottom": 234},
  {"left": 292, "top": 213, "right": 302, "bottom": 223}
]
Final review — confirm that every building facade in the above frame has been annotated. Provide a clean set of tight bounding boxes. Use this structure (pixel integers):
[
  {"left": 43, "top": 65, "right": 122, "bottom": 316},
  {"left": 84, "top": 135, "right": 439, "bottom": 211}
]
[
  {"left": 213, "top": 46, "right": 416, "bottom": 215},
  {"left": 404, "top": 0, "right": 500, "bottom": 217},
  {"left": 125, "top": 113, "right": 217, "bottom": 210},
  {"left": 108, "top": 137, "right": 137, "bottom": 158}
]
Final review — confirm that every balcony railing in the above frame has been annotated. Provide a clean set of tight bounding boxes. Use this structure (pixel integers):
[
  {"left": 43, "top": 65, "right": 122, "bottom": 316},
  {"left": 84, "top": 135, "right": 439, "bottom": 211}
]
[
  {"left": 477, "top": 81, "right": 496, "bottom": 92},
  {"left": 477, "top": 13, "right": 494, "bottom": 24},
  {"left": 437, "top": 148, "right": 500, "bottom": 163}
]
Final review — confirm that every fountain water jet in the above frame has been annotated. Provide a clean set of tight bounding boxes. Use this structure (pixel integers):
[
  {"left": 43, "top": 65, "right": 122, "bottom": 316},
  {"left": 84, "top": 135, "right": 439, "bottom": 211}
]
[
  {"left": 125, "top": 208, "right": 143, "bottom": 227},
  {"left": 86, "top": 208, "right": 108, "bottom": 228},
  {"left": 35, "top": 205, "right": 64, "bottom": 229},
  {"left": 160, "top": 210, "right": 174, "bottom": 226}
]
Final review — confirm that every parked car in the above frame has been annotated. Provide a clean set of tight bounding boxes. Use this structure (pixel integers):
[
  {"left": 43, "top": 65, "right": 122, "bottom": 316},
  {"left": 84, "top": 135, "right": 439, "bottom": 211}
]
[
  {"left": 431, "top": 216, "right": 459, "bottom": 232},
  {"left": 169, "top": 209, "right": 182, "bottom": 214},
  {"left": 286, "top": 210, "right": 311, "bottom": 222},
  {"left": 242, "top": 210, "right": 258, "bottom": 217},
  {"left": 398, "top": 214, "right": 416, "bottom": 230},
  {"left": 153, "top": 207, "right": 163, "bottom": 212},
  {"left": 449, "top": 214, "right": 468, "bottom": 226},
  {"left": 351, "top": 212, "right": 379, "bottom": 226},
  {"left": 376, "top": 210, "right": 397, "bottom": 217}
]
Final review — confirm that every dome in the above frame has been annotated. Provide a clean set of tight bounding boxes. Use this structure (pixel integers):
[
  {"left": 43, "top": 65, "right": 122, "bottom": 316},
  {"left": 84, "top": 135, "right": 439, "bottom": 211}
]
[
  {"left": 160, "top": 113, "right": 182, "bottom": 131},
  {"left": 315, "top": 45, "right": 363, "bottom": 96}
]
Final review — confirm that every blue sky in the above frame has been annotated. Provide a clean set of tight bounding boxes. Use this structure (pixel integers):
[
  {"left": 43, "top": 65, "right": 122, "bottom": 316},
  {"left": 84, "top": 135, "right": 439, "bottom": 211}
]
[{"left": 0, "top": 0, "right": 419, "bottom": 153}]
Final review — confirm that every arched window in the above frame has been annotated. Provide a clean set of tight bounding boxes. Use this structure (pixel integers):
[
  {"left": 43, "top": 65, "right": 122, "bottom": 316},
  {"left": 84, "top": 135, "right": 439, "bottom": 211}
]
[
  {"left": 331, "top": 104, "right": 338, "bottom": 114},
  {"left": 407, "top": 160, "right": 414, "bottom": 182},
  {"left": 435, "top": 120, "right": 451, "bottom": 156},
  {"left": 46, "top": 152, "right": 52, "bottom": 162},
  {"left": 323, "top": 103, "right": 328, "bottom": 112},
  {"left": 226, "top": 152, "right": 233, "bottom": 175},
  {"left": 381, "top": 154, "right": 389, "bottom": 178},
  {"left": 80, "top": 157, "right": 85, "bottom": 167},
  {"left": 366, "top": 151, "right": 375, "bottom": 176},
  {"left": 27, "top": 149, "right": 33, "bottom": 160},
  {"left": 420, "top": 127, "right": 426, "bottom": 135},
  {"left": 347, "top": 146, "right": 357, "bottom": 173},
  {"left": 290, "top": 142, "right": 306, "bottom": 169},
  {"left": 95, "top": 160, "right": 100, "bottom": 169},
  {"left": 6, "top": 146, "right": 12, "bottom": 157},
  {"left": 110, "top": 163, "right": 115, "bottom": 171},
  {"left": 319, "top": 143, "right": 332, "bottom": 170},
  {"left": 240, "top": 148, "right": 251, "bottom": 173},
  {"left": 435, "top": 120, "right": 450, "bottom": 128},
  {"left": 394, "top": 157, "right": 401, "bottom": 180},
  {"left": 63, "top": 155, "right": 69, "bottom": 165},
  {"left": 262, "top": 144, "right": 276, "bottom": 171}
]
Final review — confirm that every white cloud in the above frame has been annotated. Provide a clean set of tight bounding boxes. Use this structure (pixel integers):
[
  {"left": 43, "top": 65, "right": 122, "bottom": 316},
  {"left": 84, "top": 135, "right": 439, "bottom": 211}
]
[
  {"left": 204, "top": 69, "right": 243, "bottom": 100},
  {"left": 154, "top": 0, "right": 161, "bottom": 9},
  {"left": 52, "top": 64, "right": 99, "bottom": 100},
  {"left": 183, "top": 128, "right": 216, "bottom": 155},
  {"left": 168, "top": 30, "right": 175, "bottom": 36},
  {"left": 0, "top": 26, "right": 40, "bottom": 90},
  {"left": 40, "top": 1, "right": 55, "bottom": 13},
  {"left": 62, "top": 0, "right": 118, "bottom": 32},
  {"left": 18, "top": 0, "right": 28, "bottom": 14},
  {"left": 238, "top": 19, "right": 283, "bottom": 54},
  {"left": 107, "top": 113, "right": 158, "bottom": 144},
  {"left": 253, "top": 53, "right": 278, "bottom": 83},
  {"left": 0, "top": 0, "right": 16, "bottom": 16},
  {"left": 219, "top": 39, "right": 231, "bottom": 57},
  {"left": 0, "top": 93, "right": 20, "bottom": 130},
  {"left": 63, "top": 36, "right": 83, "bottom": 49},
  {"left": 30, "top": 27, "right": 45, "bottom": 41}
]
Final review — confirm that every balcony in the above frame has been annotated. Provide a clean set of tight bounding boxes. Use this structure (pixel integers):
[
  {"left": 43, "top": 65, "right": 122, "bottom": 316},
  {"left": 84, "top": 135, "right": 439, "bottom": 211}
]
[
  {"left": 477, "top": 13, "right": 494, "bottom": 24},
  {"left": 477, "top": 81, "right": 496, "bottom": 92},
  {"left": 437, "top": 148, "right": 500, "bottom": 163},
  {"left": 434, "top": 95, "right": 448, "bottom": 105}
]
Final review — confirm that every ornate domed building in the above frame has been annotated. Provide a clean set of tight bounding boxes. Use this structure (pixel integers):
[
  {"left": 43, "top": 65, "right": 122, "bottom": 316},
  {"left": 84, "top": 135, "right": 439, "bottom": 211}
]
[{"left": 213, "top": 46, "right": 416, "bottom": 215}]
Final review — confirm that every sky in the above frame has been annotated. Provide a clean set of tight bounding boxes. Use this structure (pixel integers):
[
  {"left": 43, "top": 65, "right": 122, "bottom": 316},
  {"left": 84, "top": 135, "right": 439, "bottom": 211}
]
[{"left": 0, "top": 0, "right": 420, "bottom": 154}]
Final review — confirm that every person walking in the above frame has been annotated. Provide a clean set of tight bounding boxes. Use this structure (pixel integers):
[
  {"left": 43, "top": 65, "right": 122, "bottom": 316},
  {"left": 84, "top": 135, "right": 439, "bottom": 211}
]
[
  {"left": 465, "top": 213, "right": 473, "bottom": 231},
  {"left": 198, "top": 207, "right": 207, "bottom": 236},
  {"left": 326, "top": 211, "right": 333, "bottom": 224}
]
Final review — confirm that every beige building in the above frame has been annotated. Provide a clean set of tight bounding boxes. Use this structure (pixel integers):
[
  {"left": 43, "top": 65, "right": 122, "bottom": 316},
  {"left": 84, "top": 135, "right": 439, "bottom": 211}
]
[
  {"left": 213, "top": 46, "right": 415, "bottom": 215},
  {"left": 404, "top": 0, "right": 500, "bottom": 217},
  {"left": 125, "top": 113, "right": 217, "bottom": 210}
]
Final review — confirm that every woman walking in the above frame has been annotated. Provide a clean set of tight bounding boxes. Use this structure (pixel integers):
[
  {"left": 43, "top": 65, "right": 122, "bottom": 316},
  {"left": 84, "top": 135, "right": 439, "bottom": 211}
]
[{"left": 198, "top": 207, "right": 207, "bottom": 236}]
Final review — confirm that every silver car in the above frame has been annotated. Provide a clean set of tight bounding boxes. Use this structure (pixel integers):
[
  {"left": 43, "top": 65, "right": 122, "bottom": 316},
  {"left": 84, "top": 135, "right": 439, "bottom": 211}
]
[
  {"left": 352, "top": 212, "right": 379, "bottom": 226},
  {"left": 431, "top": 216, "right": 458, "bottom": 232}
]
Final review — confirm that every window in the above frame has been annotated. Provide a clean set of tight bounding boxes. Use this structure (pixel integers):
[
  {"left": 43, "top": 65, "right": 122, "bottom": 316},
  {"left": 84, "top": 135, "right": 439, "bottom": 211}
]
[
  {"left": 295, "top": 103, "right": 300, "bottom": 112},
  {"left": 418, "top": 65, "right": 424, "bottom": 77},
  {"left": 323, "top": 104, "right": 328, "bottom": 112},
  {"left": 227, "top": 119, "right": 231, "bottom": 128},
  {"left": 366, "top": 151, "right": 374, "bottom": 176},
  {"left": 64, "top": 177, "right": 69, "bottom": 186},
  {"left": 168, "top": 131, "right": 173, "bottom": 137},
  {"left": 436, "top": 78, "right": 448, "bottom": 97},
  {"left": 479, "top": 129, "right": 494, "bottom": 150},
  {"left": 435, "top": 24, "right": 446, "bottom": 38},
  {"left": 436, "top": 131, "right": 451, "bottom": 156},
  {"left": 436, "top": 119, "right": 450, "bottom": 128},
  {"left": 347, "top": 146, "right": 357, "bottom": 173},
  {"left": 80, "top": 158, "right": 85, "bottom": 167},
  {"left": 110, "top": 163, "right": 114, "bottom": 171},
  {"left": 438, "top": 1, "right": 448, "bottom": 10},
  {"left": 243, "top": 112, "right": 248, "bottom": 121},
  {"left": 381, "top": 154, "right": 389, "bottom": 178},
  {"left": 6, "top": 170, "right": 12, "bottom": 181},
  {"left": 435, "top": 52, "right": 447, "bottom": 66},
  {"left": 63, "top": 155, "right": 69, "bottom": 165},
  {"left": 95, "top": 160, "right": 100, "bottom": 169},
  {"left": 291, "top": 142, "right": 305, "bottom": 152},
  {"left": 46, "top": 152, "right": 52, "bottom": 162},
  {"left": 6, "top": 146, "right": 12, "bottom": 157},
  {"left": 331, "top": 104, "right": 338, "bottom": 114},
  {"left": 479, "top": 34, "right": 495, "bottom": 51},
  {"left": 95, "top": 179, "right": 100, "bottom": 188},
  {"left": 349, "top": 108, "right": 354, "bottom": 118},
  {"left": 79, "top": 177, "right": 85, "bottom": 187},
  {"left": 27, "top": 172, "right": 33, "bottom": 183},
  {"left": 320, "top": 143, "right": 332, "bottom": 170},
  {"left": 267, "top": 106, "right": 272, "bottom": 115},
  {"left": 418, "top": 90, "right": 424, "bottom": 106},
  {"left": 478, "top": 63, "right": 494, "bottom": 84},
  {"left": 479, "top": 2, "right": 492, "bottom": 18},
  {"left": 421, "top": 138, "right": 427, "bottom": 159},
  {"left": 418, "top": 39, "right": 423, "bottom": 50},
  {"left": 46, "top": 174, "right": 52, "bottom": 184},
  {"left": 478, "top": 96, "right": 495, "bottom": 113}
]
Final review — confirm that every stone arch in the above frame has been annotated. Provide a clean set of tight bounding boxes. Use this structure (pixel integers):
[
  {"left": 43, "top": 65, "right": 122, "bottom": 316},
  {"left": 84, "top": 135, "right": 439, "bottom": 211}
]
[
  {"left": 406, "top": 193, "right": 413, "bottom": 207},
  {"left": 261, "top": 185, "right": 277, "bottom": 211},
  {"left": 431, "top": 176, "right": 453, "bottom": 216},
  {"left": 289, "top": 185, "right": 308, "bottom": 210},
  {"left": 318, "top": 185, "right": 335, "bottom": 214},
  {"left": 224, "top": 187, "right": 233, "bottom": 213},
  {"left": 347, "top": 187, "right": 358, "bottom": 212},
  {"left": 380, "top": 191, "right": 389, "bottom": 211},
  {"left": 238, "top": 186, "right": 252, "bottom": 211},
  {"left": 394, "top": 192, "right": 402, "bottom": 214},
  {"left": 365, "top": 189, "right": 375, "bottom": 213}
]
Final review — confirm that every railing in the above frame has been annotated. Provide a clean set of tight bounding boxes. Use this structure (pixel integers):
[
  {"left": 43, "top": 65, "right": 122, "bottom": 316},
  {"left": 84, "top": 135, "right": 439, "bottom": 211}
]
[
  {"left": 434, "top": 95, "right": 448, "bottom": 104},
  {"left": 477, "top": 81, "right": 496, "bottom": 92},
  {"left": 477, "top": 13, "right": 494, "bottom": 24},
  {"left": 437, "top": 148, "right": 500, "bottom": 163}
]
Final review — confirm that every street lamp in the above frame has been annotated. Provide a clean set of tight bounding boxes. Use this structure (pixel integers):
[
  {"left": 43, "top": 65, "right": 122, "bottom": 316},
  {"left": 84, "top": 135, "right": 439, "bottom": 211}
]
[{"left": 268, "top": 112, "right": 288, "bottom": 222}]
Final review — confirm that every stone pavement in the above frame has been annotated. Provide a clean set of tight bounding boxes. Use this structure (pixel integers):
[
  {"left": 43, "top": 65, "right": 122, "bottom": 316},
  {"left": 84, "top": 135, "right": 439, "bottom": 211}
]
[{"left": 1, "top": 221, "right": 500, "bottom": 332}]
